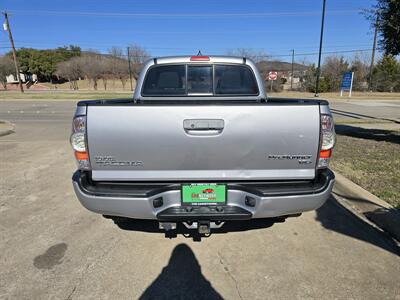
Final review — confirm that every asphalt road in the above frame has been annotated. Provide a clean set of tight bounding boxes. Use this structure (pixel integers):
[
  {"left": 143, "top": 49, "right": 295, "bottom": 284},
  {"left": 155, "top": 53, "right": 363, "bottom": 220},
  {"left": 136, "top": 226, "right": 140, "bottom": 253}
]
[
  {"left": 1, "top": 99, "right": 399, "bottom": 299},
  {"left": 0, "top": 98, "right": 399, "bottom": 124}
]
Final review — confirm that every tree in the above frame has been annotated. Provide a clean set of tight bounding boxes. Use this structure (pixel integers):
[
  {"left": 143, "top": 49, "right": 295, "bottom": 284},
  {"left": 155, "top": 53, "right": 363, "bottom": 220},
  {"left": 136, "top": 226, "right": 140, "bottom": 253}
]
[
  {"left": 127, "top": 44, "right": 150, "bottom": 81},
  {"left": 301, "top": 64, "right": 329, "bottom": 93},
  {"left": 0, "top": 56, "right": 15, "bottom": 89},
  {"left": 321, "top": 56, "right": 349, "bottom": 91},
  {"left": 10, "top": 46, "right": 81, "bottom": 82},
  {"left": 365, "top": 0, "right": 400, "bottom": 55},
  {"left": 372, "top": 55, "right": 400, "bottom": 92},
  {"left": 108, "top": 47, "right": 129, "bottom": 89},
  {"left": 350, "top": 54, "right": 370, "bottom": 91},
  {"left": 226, "top": 48, "right": 269, "bottom": 63},
  {"left": 56, "top": 58, "right": 81, "bottom": 90},
  {"left": 77, "top": 53, "right": 103, "bottom": 90}
]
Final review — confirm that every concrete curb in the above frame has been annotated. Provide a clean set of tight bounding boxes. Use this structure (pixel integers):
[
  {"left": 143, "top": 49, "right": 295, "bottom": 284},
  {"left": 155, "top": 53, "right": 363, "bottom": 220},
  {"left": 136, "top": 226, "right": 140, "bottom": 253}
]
[
  {"left": 0, "top": 120, "right": 15, "bottom": 137},
  {"left": 333, "top": 171, "right": 400, "bottom": 242}
]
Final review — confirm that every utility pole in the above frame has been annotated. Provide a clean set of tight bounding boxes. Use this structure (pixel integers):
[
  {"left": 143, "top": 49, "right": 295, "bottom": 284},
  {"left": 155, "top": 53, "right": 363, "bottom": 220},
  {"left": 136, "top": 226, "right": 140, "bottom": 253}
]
[
  {"left": 126, "top": 46, "right": 133, "bottom": 91},
  {"left": 368, "top": 14, "right": 379, "bottom": 91},
  {"left": 315, "top": 0, "right": 326, "bottom": 97},
  {"left": 3, "top": 12, "right": 24, "bottom": 93},
  {"left": 290, "top": 49, "right": 295, "bottom": 90}
]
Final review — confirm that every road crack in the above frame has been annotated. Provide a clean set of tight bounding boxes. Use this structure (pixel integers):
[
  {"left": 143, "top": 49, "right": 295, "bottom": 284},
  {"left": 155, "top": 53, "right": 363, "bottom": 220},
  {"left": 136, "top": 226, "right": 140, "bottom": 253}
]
[
  {"left": 63, "top": 236, "right": 120, "bottom": 300},
  {"left": 217, "top": 251, "right": 243, "bottom": 300},
  {"left": 65, "top": 285, "right": 76, "bottom": 300}
]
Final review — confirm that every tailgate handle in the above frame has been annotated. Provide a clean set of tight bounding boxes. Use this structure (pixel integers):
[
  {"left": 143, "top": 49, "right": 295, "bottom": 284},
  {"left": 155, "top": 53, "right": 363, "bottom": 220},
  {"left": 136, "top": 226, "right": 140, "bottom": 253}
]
[{"left": 183, "top": 119, "right": 224, "bottom": 135}]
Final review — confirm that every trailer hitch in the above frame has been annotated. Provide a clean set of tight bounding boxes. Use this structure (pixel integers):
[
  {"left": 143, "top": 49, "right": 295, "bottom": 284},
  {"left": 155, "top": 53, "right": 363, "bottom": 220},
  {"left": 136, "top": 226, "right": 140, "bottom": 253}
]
[{"left": 198, "top": 221, "right": 211, "bottom": 235}]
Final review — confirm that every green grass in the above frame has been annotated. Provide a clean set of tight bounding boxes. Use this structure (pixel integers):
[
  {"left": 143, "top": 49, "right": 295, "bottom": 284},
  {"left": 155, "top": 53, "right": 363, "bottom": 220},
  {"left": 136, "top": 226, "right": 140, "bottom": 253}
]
[
  {"left": 331, "top": 127, "right": 400, "bottom": 208},
  {"left": 269, "top": 91, "right": 400, "bottom": 100}
]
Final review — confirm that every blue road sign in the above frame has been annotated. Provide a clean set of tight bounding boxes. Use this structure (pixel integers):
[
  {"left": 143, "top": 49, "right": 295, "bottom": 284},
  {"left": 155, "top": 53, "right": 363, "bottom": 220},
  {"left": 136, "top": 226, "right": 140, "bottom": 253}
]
[{"left": 341, "top": 72, "right": 353, "bottom": 91}]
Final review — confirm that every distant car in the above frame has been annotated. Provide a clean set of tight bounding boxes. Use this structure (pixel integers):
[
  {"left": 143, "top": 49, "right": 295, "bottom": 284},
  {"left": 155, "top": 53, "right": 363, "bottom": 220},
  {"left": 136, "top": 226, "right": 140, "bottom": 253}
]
[{"left": 71, "top": 55, "right": 335, "bottom": 235}]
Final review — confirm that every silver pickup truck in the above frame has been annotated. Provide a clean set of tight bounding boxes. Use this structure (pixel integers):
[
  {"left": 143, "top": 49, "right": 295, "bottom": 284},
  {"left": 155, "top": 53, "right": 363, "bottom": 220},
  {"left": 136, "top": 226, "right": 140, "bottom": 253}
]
[{"left": 71, "top": 55, "right": 335, "bottom": 234}]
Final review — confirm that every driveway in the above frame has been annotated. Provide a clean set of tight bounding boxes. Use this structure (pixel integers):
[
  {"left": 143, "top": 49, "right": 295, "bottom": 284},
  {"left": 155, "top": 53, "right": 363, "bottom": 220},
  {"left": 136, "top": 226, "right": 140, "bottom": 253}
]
[{"left": 0, "top": 100, "right": 399, "bottom": 299}]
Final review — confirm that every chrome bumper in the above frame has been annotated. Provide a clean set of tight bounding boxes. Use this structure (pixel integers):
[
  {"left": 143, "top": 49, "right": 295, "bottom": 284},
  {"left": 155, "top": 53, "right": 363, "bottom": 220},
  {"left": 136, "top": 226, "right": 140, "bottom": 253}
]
[{"left": 72, "top": 170, "right": 334, "bottom": 220}]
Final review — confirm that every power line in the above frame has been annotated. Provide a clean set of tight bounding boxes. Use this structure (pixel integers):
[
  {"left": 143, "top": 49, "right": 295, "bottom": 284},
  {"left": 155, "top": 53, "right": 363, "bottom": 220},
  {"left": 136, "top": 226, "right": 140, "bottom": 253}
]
[
  {"left": 9, "top": 9, "right": 361, "bottom": 18},
  {"left": 3, "top": 39, "right": 374, "bottom": 52},
  {"left": 0, "top": 45, "right": 373, "bottom": 58},
  {"left": 247, "top": 48, "right": 373, "bottom": 58}
]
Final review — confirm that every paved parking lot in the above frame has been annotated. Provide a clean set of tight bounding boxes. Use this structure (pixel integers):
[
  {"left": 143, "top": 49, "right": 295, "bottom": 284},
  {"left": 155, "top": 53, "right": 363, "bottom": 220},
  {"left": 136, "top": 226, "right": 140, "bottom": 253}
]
[{"left": 1, "top": 99, "right": 399, "bottom": 299}]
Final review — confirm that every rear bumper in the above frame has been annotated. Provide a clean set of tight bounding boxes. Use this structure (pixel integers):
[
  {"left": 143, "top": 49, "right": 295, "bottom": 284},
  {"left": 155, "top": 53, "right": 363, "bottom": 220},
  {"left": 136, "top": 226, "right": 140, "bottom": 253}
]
[{"left": 72, "top": 170, "right": 335, "bottom": 220}]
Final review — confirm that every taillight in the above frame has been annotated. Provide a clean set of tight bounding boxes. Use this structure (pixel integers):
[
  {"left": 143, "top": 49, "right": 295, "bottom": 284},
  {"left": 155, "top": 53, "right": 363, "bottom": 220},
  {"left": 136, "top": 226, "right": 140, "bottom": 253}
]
[
  {"left": 318, "top": 114, "right": 335, "bottom": 168},
  {"left": 70, "top": 116, "right": 90, "bottom": 170}
]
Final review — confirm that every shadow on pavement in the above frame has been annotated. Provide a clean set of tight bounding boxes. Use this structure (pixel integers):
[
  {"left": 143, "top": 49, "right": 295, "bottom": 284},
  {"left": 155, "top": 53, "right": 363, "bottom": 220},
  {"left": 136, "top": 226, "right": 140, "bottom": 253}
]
[
  {"left": 107, "top": 216, "right": 284, "bottom": 241},
  {"left": 139, "top": 244, "right": 223, "bottom": 300},
  {"left": 335, "top": 124, "right": 400, "bottom": 144},
  {"left": 331, "top": 108, "right": 400, "bottom": 124},
  {"left": 316, "top": 196, "right": 400, "bottom": 256}
]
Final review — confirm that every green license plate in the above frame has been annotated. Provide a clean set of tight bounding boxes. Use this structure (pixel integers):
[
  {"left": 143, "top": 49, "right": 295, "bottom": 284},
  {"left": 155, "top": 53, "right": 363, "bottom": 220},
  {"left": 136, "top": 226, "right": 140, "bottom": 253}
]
[{"left": 181, "top": 183, "right": 226, "bottom": 205}]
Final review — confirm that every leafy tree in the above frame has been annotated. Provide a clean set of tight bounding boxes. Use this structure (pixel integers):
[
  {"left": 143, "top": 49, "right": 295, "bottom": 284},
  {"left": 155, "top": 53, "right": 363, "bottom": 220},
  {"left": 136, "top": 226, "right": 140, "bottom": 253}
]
[
  {"left": 372, "top": 55, "right": 400, "bottom": 92},
  {"left": 365, "top": 0, "right": 400, "bottom": 55},
  {"left": 0, "top": 56, "right": 15, "bottom": 89},
  {"left": 301, "top": 64, "right": 329, "bottom": 93},
  {"left": 10, "top": 45, "right": 81, "bottom": 82}
]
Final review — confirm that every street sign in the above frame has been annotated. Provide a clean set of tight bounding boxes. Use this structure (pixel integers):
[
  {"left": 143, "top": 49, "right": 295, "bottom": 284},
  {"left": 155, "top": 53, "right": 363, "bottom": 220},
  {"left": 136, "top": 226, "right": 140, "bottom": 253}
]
[
  {"left": 268, "top": 71, "right": 278, "bottom": 81},
  {"left": 340, "top": 72, "right": 354, "bottom": 97}
]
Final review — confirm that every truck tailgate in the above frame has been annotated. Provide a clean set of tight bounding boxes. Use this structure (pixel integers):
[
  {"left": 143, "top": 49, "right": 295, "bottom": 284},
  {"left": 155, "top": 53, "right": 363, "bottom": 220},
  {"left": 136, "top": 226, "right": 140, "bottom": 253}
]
[{"left": 87, "top": 104, "right": 320, "bottom": 181}]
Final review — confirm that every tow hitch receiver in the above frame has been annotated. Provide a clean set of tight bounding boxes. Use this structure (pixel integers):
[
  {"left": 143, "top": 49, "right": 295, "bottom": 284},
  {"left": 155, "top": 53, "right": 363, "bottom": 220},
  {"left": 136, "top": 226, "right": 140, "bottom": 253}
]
[
  {"left": 159, "top": 222, "right": 176, "bottom": 231},
  {"left": 198, "top": 221, "right": 211, "bottom": 235}
]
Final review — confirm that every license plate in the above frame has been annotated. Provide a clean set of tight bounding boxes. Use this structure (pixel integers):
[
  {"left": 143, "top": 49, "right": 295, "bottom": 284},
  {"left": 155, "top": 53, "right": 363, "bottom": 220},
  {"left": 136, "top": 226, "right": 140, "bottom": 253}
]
[{"left": 181, "top": 183, "right": 226, "bottom": 205}]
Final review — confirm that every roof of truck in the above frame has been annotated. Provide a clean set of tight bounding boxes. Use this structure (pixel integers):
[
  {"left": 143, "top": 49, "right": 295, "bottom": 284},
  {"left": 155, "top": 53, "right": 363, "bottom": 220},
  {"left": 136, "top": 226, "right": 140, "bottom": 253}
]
[{"left": 149, "top": 55, "right": 251, "bottom": 65}]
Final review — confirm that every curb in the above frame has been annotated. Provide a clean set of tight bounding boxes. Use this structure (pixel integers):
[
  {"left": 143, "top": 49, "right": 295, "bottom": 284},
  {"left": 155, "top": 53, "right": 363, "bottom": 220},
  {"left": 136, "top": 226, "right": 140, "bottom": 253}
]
[
  {"left": 333, "top": 171, "right": 400, "bottom": 243},
  {"left": 0, "top": 120, "right": 15, "bottom": 137}
]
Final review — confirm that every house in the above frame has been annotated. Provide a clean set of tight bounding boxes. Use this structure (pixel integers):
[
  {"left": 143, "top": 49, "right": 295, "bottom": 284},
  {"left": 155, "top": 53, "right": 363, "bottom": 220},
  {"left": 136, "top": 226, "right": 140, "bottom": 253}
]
[{"left": 6, "top": 73, "right": 38, "bottom": 83}]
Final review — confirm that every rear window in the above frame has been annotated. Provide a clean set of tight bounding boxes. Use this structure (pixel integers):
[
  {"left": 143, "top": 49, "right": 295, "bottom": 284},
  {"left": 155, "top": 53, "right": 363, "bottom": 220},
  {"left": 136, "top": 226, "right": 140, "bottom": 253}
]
[
  {"left": 142, "top": 65, "right": 185, "bottom": 95},
  {"left": 215, "top": 65, "right": 258, "bottom": 95},
  {"left": 187, "top": 66, "right": 213, "bottom": 94},
  {"left": 142, "top": 64, "right": 258, "bottom": 96}
]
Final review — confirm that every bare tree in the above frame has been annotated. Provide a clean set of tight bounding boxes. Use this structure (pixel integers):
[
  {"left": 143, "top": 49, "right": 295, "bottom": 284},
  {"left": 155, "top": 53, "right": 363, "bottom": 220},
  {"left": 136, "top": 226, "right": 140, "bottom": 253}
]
[
  {"left": 76, "top": 53, "right": 104, "bottom": 90},
  {"left": 350, "top": 53, "right": 370, "bottom": 91},
  {"left": 56, "top": 58, "right": 81, "bottom": 90},
  {"left": 127, "top": 44, "right": 151, "bottom": 81},
  {"left": 55, "top": 46, "right": 147, "bottom": 91},
  {"left": 321, "top": 56, "right": 349, "bottom": 91},
  {"left": 115, "top": 58, "right": 129, "bottom": 89},
  {"left": 226, "top": 48, "right": 269, "bottom": 63},
  {"left": 109, "top": 46, "right": 124, "bottom": 59},
  {"left": 0, "top": 55, "right": 15, "bottom": 90},
  {"left": 108, "top": 47, "right": 129, "bottom": 89}
]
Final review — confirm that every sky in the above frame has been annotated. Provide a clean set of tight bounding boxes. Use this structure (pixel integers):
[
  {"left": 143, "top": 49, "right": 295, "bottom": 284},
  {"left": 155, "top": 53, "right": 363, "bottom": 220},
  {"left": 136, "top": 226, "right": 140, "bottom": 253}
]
[{"left": 0, "top": 0, "right": 377, "bottom": 63}]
